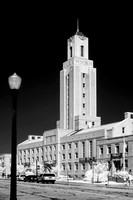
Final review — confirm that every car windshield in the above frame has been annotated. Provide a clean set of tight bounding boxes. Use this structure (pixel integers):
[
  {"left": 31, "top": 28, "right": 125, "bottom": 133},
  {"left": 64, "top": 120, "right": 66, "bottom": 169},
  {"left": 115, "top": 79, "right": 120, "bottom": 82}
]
[{"left": 43, "top": 174, "right": 55, "bottom": 176}]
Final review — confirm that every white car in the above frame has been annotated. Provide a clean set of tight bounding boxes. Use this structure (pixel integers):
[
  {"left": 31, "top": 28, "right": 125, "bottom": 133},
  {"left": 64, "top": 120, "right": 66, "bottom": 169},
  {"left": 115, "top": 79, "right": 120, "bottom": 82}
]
[{"left": 17, "top": 174, "right": 25, "bottom": 181}]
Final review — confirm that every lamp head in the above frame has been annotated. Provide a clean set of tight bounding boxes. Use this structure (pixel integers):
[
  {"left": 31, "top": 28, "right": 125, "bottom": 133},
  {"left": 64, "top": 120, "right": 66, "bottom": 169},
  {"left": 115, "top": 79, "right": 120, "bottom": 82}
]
[{"left": 8, "top": 73, "right": 22, "bottom": 90}]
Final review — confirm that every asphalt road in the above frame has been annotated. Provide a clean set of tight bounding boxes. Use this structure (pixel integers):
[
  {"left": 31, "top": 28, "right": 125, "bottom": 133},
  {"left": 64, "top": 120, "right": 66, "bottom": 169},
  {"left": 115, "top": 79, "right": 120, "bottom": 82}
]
[{"left": 0, "top": 179, "right": 133, "bottom": 200}]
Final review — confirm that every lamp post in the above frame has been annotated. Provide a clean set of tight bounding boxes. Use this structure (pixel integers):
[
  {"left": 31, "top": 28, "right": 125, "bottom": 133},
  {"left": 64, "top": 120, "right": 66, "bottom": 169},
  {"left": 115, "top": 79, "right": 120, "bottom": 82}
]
[
  {"left": 8, "top": 73, "right": 22, "bottom": 200},
  {"left": 123, "top": 135, "right": 126, "bottom": 172}
]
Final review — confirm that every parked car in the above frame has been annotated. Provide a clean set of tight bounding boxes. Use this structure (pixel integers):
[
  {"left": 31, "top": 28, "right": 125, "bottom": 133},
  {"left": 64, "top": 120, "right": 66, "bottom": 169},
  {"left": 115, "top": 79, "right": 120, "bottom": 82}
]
[
  {"left": 17, "top": 174, "right": 26, "bottom": 181},
  {"left": 37, "top": 173, "right": 56, "bottom": 184},
  {"left": 24, "top": 175, "right": 37, "bottom": 182}
]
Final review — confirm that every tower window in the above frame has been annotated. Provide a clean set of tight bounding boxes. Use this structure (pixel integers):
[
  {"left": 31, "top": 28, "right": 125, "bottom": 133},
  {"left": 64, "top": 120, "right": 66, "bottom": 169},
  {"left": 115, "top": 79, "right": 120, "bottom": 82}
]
[
  {"left": 70, "top": 46, "right": 72, "bottom": 57},
  {"left": 81, "top": 45, "right": 84, "bottom": 57},
  {"left": 83, "top": 103, "right": 85, "bottom": 108},
  {"left": 83, "top": 73, "right": 85, "bottom": 78}
]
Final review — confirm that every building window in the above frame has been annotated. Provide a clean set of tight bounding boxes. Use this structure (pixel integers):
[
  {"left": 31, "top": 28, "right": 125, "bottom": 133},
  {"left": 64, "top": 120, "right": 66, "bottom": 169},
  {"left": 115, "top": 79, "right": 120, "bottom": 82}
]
[
  {"left": 75, "top": 152, "right": 78, "bottom": 159},
  {"left": 41, "top": 148, "right": 43, "bottom": 153},
  {"left": 62, "top": 164, "right": 65, "bottom": 171},
  {"left": 107, "top": 145, "right": 111, "bottom": 154},
  {"left": 83, "top": 83, "right": 85, "bottom": 88},
  {"left": 99, "top": 146, "right": 103, "bottom": 156},
  {"left": 68, "top": 153, "right": 71, "bottom": 160},
  {"left": 83, "top": 73, "right": 85, "bottom": 78},
  {"left": 131, "top": 114, "right": 133, "bottom": 119},
  {"left": 53, "top": 145, "right": 56, "bottom": 151},
  {"left": 74, "top": 163, "right": 78, "bottom": 170},
  {"left": 83, "top": 103, "right": 85, "bottom": 108},
  {"left": 90, "top": 141, "right": 93, "bottom": 157},
  {"left": 70, "top": 46, "right": 72, "bottom": 57},
  {"left": 115, "top": 144, "right": 119, "bottom": 153},
  {"left": 41, "top": 156, "right": 43, "bottom": 162},
  {"left": 92, "top": 122, "right": 95, "bottom": 127},
  {"left": 83, "top": 93, "right": 85, "bottom": 98},
  {"left": 54, "top": 154, "right": 56, "bottom": 160},
  {"left": 68, "top": 143, "right": 71, "bottom": 149},
  {"left": 36, "top": 148, "right": 39, "bottom": 153},
  {"left": 125, "top": 159, "right": 128, "bottom": 168},
  {"left": 49, "top": 146, "right": 52, "bottom": 151},
  {"left": 49, "top": 155, "right": 52, "bottom": 161},
  {"left": 75, "top": 143, "right": 78, "bottom": 148},
  {"left": 62, "top": 154, "right": 65, "bottom": 160},
  {"left": 81, "top": 163, "right": 85, "bottom": 170},
  {"left": 62, "top": 144, "right": 65, "bottom": 150},
  {"left": 82, "top": 142, "right": 85, "bottom": 158},
  {"left": 122, "top": 127, "right": 125, "bottom": 133},
  {"left": 81, "top": 45, "right": 84, "bottom": 57},
  {"left": 68, "top": 163, "right": 71, "bottom": 171}
]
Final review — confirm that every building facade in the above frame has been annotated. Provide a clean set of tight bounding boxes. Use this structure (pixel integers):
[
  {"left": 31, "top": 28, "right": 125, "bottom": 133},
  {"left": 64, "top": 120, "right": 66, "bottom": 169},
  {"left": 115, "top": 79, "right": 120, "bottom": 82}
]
[
  {"left": 0, "top": 154, "right": 11, "bottom": 177},
  {"left": 17, "top": 135, "right": 43, "bottom": 165},
  {"left": 17, "top": 29, "right": 133, "bottom": 177}
]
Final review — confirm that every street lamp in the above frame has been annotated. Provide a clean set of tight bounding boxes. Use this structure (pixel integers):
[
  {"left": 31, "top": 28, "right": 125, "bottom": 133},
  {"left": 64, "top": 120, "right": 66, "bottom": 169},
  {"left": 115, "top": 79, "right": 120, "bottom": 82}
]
[{"left": 8, "top": 73, "right": 22, "bottom": 200}]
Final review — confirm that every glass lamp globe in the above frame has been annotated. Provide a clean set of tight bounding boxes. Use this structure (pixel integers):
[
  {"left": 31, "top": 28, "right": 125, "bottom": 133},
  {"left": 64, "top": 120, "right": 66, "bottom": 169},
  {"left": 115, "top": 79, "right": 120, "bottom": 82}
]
[{"left": 8, "top": 73, "right": 22, "bottom": 90}]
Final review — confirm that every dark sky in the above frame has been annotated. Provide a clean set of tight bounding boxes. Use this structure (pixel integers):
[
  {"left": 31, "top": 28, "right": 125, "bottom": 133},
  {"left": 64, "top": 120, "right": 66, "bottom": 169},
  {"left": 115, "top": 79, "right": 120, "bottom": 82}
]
[{"left": 0, "top": 2, "right": 133, "bottom": 154}]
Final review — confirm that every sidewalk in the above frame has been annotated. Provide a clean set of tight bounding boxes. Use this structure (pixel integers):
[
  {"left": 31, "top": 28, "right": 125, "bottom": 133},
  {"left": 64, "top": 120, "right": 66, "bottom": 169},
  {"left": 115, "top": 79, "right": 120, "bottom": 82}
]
[
  {"left": 56, "top": 178, "right": 133, "bottom": 189},
  {"left": 0, "top": 191, "right": 9, "bottom": 200}
]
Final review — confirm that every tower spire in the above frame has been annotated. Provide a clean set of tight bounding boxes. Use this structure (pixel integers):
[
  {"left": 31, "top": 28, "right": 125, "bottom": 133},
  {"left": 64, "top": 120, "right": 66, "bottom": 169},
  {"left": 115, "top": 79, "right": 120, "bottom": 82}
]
[{"left": 76, "top": 18, "right": 79, "bottom": 33}]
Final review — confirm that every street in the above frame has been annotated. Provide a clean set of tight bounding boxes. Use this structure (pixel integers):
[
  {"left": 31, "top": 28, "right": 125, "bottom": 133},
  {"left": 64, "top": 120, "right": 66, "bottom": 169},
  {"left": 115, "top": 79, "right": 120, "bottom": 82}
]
[{"left": 0, "top": 179, "right": 133, "bottom": 200}]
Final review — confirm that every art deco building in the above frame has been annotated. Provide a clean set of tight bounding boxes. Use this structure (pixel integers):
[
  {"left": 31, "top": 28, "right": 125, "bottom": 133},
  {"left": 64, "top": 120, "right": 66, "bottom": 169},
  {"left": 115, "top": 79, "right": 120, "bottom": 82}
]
[{"left": 17, "top": 28, "right": 133, "bottom": 177}]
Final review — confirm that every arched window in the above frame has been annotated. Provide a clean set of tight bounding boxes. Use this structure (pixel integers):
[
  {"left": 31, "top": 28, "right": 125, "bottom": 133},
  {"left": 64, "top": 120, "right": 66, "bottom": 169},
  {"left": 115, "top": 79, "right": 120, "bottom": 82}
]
[
  {"left": 70, "top": 46, "right": 72, "bottom": 57},
  {"left": 81, "top": 45, "right": 84, "bottom": 57}
]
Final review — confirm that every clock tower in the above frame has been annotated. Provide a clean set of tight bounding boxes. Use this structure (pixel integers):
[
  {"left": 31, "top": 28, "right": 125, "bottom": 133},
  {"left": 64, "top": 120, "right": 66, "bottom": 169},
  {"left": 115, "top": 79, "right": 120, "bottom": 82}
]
[{"left": 59, "top": 30, "right": 101, "bottom": 130}]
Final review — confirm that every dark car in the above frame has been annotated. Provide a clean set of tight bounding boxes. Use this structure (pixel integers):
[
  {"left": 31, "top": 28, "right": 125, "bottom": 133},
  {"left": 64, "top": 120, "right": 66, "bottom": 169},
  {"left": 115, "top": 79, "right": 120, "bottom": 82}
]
[
  {"left": 24, "top": 175, "right": 37, "bottom": 182},
  {"left": 37, "top": 173, "right": 56, "bottom": 184}
]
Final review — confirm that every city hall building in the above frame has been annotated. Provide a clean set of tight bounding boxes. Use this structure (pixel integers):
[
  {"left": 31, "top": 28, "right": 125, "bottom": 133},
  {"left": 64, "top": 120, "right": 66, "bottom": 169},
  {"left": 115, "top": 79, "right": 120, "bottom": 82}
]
[{"left": 17, "top": 29, "right": 133, "bottom": 177}]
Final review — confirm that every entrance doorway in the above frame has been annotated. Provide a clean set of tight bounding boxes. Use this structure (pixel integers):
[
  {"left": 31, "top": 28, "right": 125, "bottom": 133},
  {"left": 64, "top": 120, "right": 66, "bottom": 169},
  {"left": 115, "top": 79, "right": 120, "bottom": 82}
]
[{"left": 113, "top": 160, "right": 121, "bottom": 171}]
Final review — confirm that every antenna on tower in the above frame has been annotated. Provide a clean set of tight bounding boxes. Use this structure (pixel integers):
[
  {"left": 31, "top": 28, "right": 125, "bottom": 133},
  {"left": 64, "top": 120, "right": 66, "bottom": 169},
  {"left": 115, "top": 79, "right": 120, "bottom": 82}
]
[{"left": 76, "top": 18, "right": 79, "bottom": 33}]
